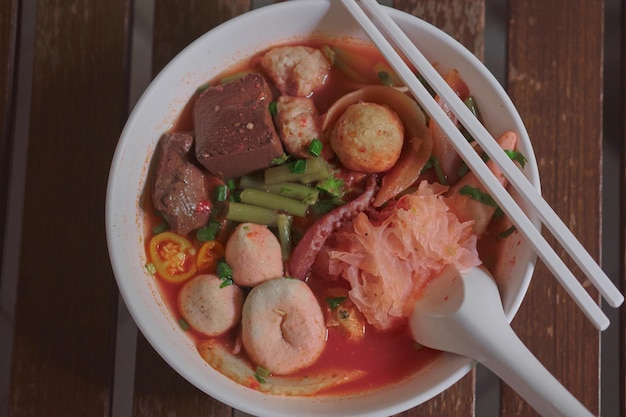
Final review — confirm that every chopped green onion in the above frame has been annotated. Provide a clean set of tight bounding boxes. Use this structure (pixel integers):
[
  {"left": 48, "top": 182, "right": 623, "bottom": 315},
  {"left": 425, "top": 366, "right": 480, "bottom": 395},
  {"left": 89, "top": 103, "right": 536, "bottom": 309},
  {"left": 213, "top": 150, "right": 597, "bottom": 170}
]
[
  {"left": 326, "top": 296, "right": 347, "bottom": 310},
  {"left": 499, "top": 225, "right": 517, "bottom": 238},
  {"left": 378, "top": 71, "right": 393, "bottom": 86},
  {"left": 254, "top": 366, "right": 271, "bottom": 383},
  {"left": 308, "top": 138, "right": 323, "bottom": 157},
  {"left": 430, "top": 156, "right": 448, "bottom": 185},
  {"left": 271, "top": 153, "right": 289, "bottom": 165},
  {"left": 227, "top": 178, "right": 237, "bottom": 190},
  {"left": 197, "top": 220, "right": 221, "bottom": 242},
  {"left": 289, "top": 159, "right": 307, "bottom": 174},
  {"left": 152, "top": 221, "right": 169, "bottom": 235},
  {"left": 196, "top": 83, "right": 210, "bottom": 93},
  {"left": 504, "top": 150, "right": 528, "bottom": 168},
  {"left": 217, "top": 260, "right": 233, "bottom": 287},
  {"left": 178, "top": 318, "right": 191, "bottom": 331},
  {"left": 316, "top": 175, "right": 345, "bottom": 199},
  {"left": 269, "top": 101, "right": 278, "bottom": 116},
  {"left": 465, "top": 96, "right": 480, "bottom": 118},
  {"left": 145, "top": 263, "right": 157, "bottom": 275},
  {"left": 214, "top": 184, "right": 228, "bottom": 202},
  {"left": 459, "top": 185, "right": 498, "bottom": 207},
  {"left": 312, "top": 197, "right": 343, "bottom": 215}
]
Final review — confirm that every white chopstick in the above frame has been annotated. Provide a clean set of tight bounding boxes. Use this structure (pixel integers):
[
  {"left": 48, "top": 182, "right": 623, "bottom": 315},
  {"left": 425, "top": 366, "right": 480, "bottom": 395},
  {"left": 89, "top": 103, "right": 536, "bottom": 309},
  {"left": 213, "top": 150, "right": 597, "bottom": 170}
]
[{"left": 341, "top": 0, "right": 623, "bottom": 330}]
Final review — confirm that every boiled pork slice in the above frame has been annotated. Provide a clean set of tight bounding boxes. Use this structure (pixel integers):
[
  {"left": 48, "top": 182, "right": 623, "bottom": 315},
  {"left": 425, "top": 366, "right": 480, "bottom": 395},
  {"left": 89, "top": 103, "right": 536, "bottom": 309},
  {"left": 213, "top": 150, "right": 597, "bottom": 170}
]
[{"left": 194, "top": 73, "right": 284, "bottom": 179}]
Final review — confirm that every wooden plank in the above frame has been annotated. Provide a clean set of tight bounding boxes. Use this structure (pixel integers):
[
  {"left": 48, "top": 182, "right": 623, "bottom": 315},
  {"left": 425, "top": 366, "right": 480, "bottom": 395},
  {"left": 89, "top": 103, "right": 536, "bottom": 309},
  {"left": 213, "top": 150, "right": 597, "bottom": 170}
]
[
  {"left": 7, "top": 0, "right": 132, "bottom": 415},
  {"left": 504, "top": 1, "right": 602, "bottom": 416},
  {"left": 0, "top": 0, "right": 18, "bottom": 277},
  {"left": 392, "top": 1, "right": 484, "bottom": 416},
  {"left": 130, "top": 1, "right": 252, "bottom": 416},
  {"left": 152, "top": 0, "right": 253, "bottom": 76}
]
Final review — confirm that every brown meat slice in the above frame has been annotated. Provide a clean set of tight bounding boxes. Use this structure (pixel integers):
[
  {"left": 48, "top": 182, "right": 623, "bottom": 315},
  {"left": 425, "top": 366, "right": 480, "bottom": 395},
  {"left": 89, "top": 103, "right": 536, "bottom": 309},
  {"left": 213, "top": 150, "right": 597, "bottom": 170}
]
[
  {"left": 152, "top": 132, "right": 211, "bottom": 236},
  {"left": 194, "top": 73, "right": 284, "bottom": 179}
]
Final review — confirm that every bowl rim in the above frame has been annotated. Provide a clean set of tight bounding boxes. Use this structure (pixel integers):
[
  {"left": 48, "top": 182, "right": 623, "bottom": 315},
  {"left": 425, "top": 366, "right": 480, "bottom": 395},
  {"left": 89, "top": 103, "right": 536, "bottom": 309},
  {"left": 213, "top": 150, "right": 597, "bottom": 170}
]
[{"left": 106, "top": 1, "right": 540, "bottom": 416}]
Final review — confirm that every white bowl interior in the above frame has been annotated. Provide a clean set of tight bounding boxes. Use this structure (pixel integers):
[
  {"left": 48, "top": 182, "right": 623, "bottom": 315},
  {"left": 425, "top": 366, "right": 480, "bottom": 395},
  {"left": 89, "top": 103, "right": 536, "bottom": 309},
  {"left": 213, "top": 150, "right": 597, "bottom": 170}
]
[{"left": 106, "top": 1, "right": 540, "bottom": 416}]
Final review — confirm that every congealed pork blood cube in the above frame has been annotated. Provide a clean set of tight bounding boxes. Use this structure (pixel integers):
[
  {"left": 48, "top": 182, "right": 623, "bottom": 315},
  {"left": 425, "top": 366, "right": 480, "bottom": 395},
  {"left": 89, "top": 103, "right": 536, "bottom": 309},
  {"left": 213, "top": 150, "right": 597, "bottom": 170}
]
[
  {"left": 194, "top": 73, "right": 284, "bottom": 179},
  {"left": 152, "top": 132, "right": 211, "bottom": 236}
]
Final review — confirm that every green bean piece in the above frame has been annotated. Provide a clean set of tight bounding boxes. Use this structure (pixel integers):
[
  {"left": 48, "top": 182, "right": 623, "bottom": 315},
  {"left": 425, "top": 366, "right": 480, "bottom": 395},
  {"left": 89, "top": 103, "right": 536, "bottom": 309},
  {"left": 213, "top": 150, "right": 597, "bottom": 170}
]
[
  {"left": 264, "top": 157, "right": 332, "bottom": 185},
  {"left": 225, "top": 202, "right": 278, "bottom": 226},
  {"left": 239, "top": 188, "right": 309, "bottom": 217},
  {"left": 276, "top": 214, "right": 293, "bottom": 261},
  {"left": 239, "top": 176, "right": 319, "bottom": 204}
]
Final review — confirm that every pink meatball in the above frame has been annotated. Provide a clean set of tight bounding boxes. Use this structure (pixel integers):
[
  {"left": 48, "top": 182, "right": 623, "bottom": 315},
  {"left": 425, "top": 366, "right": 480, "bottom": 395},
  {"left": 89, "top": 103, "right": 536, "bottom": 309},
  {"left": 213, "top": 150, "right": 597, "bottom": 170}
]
[
  {"left": 225, "top": 223, "right": 283, "bottom": 287},
  {"left": 261, "top": 45, "right": 330, "bottom": 97},
  {"left": 178, "top": 274, "right": 244, "bottom": 336},
  {"left": 329, "top": 102, "right": 404, "bottom": 173}
]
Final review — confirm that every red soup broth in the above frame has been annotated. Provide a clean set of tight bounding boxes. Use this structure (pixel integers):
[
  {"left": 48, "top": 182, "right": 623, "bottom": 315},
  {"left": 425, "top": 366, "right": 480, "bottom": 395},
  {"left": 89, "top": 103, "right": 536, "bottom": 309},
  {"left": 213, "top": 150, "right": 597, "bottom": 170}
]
[{"left": 143, "top": 39, "right": 464, "bottom": 396}]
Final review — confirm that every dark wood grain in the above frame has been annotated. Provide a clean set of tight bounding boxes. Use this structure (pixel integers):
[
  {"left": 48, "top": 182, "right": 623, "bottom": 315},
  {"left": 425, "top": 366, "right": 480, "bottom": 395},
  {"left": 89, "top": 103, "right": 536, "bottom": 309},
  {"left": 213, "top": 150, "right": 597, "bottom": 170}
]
[
  {"left": 130, "top": 1, "right": 252, "bottom": 416},
  {"left": 504, "top": 1, "right": 602, "bottom": 416},
  {"left": 7, "top": 0, "right": 131, "bottom": 415},
  {"left": 391, "top": 1, "right": 484, "bottom": 416},
  {"left": 394, "top": 0, "right": 485, "bottom": 60},
  {"left": 152, "top": 0, "right": 252, "bottom": 76},
  {"left": 0, "top": 0, "right": 18, "bottom": 281}
]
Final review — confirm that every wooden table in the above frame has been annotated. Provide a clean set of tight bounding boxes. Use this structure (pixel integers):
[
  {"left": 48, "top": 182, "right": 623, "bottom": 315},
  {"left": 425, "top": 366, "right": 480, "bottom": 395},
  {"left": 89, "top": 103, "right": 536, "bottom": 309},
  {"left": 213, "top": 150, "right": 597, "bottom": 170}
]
[{"left": 0, "top": 0, "right": 622, "bottom": 416}]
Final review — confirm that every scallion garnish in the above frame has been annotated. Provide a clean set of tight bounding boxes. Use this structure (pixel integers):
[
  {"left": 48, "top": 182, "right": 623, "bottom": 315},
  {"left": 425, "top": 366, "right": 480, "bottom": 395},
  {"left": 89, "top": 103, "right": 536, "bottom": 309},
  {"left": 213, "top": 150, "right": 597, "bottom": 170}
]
[
  {"left": 499, "top": 225, "right": 517, "bottom": 238},
  {"left": 145, "top": 263, "right": 157, "bottom": 275},
  {"left": 430, "top": 156, "right": 448, "bottom": 185},
  {"left": 254, "top": 366, "right": 270, "bottom": 383},
  {"left": 152, "top": 221, "right": 169, "bottom": 235},
  {"left": 268, "top": 101, "right": 277, "bottom": 116},
  {"left": 459, "top": 185, "right": 498, "bottom": 207},
  {"left": 271, "top": 153, "right": 289, "bottom": 166},
  {"left": 178, "top": 318, "right": 190, "bottom": 331},
  {"left": 217, "top": 259, "right": 233, "bottom": 287},
  {"left": 308, "top": 138, "right": 323, "bottom": 157},
  {"left": 197, "top": 220, "right": 221, "bottom": 242},
  {"left": 288, "top": 159, "right": 307, "bottom": 174},
  {"left": 316, "top": 175, "right": 344, "bottom": 198},
  {"left": 326, "top": 296, "right": 347, "bottom": 310},
  {"left": 504, "top": 150, "right": 528, "bottom": 168},
  {"left": 214, "top": 184, "right": 228, "bottom": 202}
]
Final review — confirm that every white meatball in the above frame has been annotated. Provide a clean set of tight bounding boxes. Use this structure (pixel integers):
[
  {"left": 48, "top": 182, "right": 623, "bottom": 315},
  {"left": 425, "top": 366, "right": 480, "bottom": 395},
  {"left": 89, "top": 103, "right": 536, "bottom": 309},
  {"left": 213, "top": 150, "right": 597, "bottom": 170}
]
[
  {"left": 225, "top": 223, "right": 283, "bottom": 287},
  {"left": 274, "top": 96, "right": 325, "bottom": 159},
  {"left": 261, "top": 45, "right": 331, "bottom": 97},
  {"left": 241, "top": 277, "right": 327, "bottom": 375},
  {"left": 178, "top": 274, "right": 244, "bottom": 336},
  {"left": 329, "top": 102, "right": 404, "bottom": 172}
]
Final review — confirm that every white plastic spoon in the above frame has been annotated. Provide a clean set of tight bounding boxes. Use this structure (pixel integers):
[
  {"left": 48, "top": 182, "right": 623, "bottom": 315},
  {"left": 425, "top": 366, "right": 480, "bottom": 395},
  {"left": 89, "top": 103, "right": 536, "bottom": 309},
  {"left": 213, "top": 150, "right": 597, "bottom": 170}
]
[{"left": 411, "top": 265, "right": 594, "bottom": 417}]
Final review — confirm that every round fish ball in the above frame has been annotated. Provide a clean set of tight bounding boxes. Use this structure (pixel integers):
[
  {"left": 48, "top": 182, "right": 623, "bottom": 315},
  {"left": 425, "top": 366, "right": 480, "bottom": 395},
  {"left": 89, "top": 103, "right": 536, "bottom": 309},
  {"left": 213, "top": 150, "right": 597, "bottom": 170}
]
[
  {"left": 178, "top": 274, "right": 244, "bottom": 336},
  {"left": 225, "top": 223, "right": 283, "bottom": 287},
  {"left": 329, "top": 102, "right": 404, "bottom": 173}
]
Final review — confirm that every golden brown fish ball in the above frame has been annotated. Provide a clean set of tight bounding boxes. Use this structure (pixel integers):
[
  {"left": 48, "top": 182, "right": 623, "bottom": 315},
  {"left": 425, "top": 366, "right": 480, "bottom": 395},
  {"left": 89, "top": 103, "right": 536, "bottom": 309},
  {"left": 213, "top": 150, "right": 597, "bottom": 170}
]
[{"left": 329, "top": 102, "right": 404, "bottom": 173}]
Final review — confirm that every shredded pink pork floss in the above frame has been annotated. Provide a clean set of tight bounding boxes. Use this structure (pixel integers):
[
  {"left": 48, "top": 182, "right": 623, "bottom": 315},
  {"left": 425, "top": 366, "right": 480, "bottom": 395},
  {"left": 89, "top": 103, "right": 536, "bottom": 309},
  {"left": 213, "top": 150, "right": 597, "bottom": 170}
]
[{"left": 327, "top": 181, "right": 481, "bottom": 331}]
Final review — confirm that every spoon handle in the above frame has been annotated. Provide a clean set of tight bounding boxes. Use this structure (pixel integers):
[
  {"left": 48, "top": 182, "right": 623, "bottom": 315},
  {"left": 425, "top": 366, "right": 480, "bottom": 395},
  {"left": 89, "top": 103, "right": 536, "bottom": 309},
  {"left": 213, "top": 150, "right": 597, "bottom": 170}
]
[{"left": 467, "top": 316, "right": 594, "bottom": 417}]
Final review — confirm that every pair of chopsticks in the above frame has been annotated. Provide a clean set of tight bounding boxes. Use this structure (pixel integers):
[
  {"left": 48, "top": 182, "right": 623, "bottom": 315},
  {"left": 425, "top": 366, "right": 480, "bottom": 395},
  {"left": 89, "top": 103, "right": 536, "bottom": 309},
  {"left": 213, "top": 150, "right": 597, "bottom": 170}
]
[{"left": 341, "top": 0, "right": 623, "bottom": 331}]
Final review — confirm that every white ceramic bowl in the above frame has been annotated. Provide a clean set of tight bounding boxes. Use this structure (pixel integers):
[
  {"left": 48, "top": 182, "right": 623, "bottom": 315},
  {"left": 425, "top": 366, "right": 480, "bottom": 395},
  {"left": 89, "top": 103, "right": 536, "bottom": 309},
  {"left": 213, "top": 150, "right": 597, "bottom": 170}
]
[{"left": 106, "top": 1, "right": 540, "bottom": 416}]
